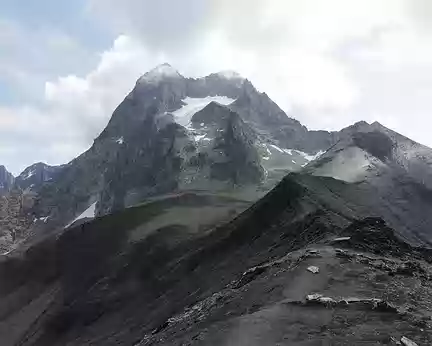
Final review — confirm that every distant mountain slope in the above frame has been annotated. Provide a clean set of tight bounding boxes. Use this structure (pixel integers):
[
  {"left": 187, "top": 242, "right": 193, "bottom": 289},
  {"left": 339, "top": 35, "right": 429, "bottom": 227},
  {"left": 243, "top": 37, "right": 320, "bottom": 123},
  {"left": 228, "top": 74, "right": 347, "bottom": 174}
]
[
  {"left": 0, "top": 162, "right": 65, "bottom": 253},
  {"left": 305, "top": 121, "right": 432, "bottom": 245},
  {"left": 15, "top": 162, "right": 63, "bottom": 192}
]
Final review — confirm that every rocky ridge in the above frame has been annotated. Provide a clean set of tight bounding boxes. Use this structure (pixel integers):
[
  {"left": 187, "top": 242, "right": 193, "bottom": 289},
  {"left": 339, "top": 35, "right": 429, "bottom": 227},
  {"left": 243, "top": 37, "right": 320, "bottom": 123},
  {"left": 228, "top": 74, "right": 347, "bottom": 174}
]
[
  {"left": 0, "top": 173, "right": 431, "bottom": 345},
  {"left": 0, "top": 166, "right": 14, "bottom": 196}
]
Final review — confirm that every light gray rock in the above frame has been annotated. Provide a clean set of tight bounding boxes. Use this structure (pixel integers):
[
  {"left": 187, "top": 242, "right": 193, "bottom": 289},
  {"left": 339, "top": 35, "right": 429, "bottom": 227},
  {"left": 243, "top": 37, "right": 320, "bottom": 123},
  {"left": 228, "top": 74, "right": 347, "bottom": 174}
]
[
  {"left": 401, "top": 336, "right": 418, "bottom": 346},
  {"left": 306, "top": 266, "right": 320, "bottom": 274}
]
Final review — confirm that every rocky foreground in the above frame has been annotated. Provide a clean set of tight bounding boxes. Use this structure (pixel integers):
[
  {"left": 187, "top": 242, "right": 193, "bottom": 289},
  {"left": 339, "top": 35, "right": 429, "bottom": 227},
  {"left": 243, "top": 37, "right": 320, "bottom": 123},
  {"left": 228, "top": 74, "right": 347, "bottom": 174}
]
[{"left": 0, "top": 174, "right": 431, "bottom": 345}]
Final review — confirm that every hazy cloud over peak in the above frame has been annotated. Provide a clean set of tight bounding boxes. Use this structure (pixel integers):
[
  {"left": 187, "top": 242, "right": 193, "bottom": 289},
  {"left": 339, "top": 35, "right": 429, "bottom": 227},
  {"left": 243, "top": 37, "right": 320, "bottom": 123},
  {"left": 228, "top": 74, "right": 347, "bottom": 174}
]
[{"left": 2, "top": 0, "right": 432, "bottom": 174}]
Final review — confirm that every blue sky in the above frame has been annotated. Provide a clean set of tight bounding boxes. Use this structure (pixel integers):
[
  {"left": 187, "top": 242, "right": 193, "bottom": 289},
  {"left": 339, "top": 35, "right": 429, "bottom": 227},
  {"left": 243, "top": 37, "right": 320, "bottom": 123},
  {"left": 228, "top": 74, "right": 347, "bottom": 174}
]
[
  {"left": 1, "top": 0, "right": 110, "bottom": 49},
  {"left": 0, "top": 0, "right": 110, "bottom": 104},
  {"left": 2, "top": 0, "right": 432, "bottom": 174}
]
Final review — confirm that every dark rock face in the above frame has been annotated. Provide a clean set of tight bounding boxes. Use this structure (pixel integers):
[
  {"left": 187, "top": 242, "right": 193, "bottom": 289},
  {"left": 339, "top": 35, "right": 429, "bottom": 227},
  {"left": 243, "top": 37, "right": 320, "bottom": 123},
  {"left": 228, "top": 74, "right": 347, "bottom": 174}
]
[
  {"left": 0, "top": 166, "right": 14, "bottom": 196},
  {"left": 231, "top": 81, "right": 338, "bottom": 153},
  {"left": 338, "top": 217, "right": 416, "bottom": 256},
  {"left": 352, "top": 131, "right": 394, "bottom": 161},
  {"left": 15, "top": 162, "right": 63, "bottom": 192},
  {"left": 191, "top": 101, "right": 232, "bottom": 126},
  {"left": 191, "top": 103, "right": 264, "bottom": 185},
  {"left": 98, "top": 122, "right": 189, "bottom": 214}
]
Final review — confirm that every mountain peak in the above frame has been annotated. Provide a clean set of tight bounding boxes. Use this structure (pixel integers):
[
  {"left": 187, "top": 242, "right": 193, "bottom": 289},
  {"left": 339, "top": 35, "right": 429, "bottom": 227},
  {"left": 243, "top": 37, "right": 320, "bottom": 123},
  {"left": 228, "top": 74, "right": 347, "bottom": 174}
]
[
  {"left": 370, "top": 121, "right": 389, "bottom": 131},
  {"left": 137, "top": 63, "right": 182, "bottom": 84}
]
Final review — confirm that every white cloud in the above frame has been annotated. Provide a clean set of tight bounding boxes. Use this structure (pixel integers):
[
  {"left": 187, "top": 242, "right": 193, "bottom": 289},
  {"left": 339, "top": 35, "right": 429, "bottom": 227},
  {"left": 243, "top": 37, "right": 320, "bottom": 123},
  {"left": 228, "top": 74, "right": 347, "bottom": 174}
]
[
  {"left": 0, "top": 35, "right": 160, "bottom": 174},
  {"left": 3, "top": 0, "right": 432, "bottom": 173},
  {"left": 85, "top": 0, "right": 428, "bottom": 127},
  {"left": 0, "top": 18, "right": 98, "bottom": 106}
]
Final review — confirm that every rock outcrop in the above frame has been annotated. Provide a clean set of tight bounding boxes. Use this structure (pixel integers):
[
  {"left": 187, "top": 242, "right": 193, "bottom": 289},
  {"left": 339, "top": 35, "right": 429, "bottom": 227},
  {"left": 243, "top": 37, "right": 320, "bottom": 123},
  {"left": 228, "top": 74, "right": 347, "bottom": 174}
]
[{"left": 0, "top": 166, "right": 14, "bottom": 196}]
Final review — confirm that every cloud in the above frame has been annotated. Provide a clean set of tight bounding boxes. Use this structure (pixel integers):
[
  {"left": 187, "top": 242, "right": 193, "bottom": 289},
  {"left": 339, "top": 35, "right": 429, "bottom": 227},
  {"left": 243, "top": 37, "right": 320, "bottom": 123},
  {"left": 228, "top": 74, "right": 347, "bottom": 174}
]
[
  {"left": 84, "top": 0, "right": 408, "bottom": 119},
  {"left": 0, "top": 35, "right": 160, "bottom": 174},
  {"left": 0, "top": 18, "right": 97, "bottom": 103},
  {"left": 3, "top": 0, "right": 432, "bottom": 173},
  {"left": 87, "top": 0, "right": 209, "bottom": 52}
]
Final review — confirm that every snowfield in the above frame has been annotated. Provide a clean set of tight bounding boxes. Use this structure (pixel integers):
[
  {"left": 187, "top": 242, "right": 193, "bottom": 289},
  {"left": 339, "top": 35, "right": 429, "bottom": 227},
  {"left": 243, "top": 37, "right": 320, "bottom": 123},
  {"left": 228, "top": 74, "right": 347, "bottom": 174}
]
[
  {"left": 65, "top": 202, "right": 97, "bottom": 228},
  {"left": 172, "top": 96, "right": 235, "bottom": 127}
]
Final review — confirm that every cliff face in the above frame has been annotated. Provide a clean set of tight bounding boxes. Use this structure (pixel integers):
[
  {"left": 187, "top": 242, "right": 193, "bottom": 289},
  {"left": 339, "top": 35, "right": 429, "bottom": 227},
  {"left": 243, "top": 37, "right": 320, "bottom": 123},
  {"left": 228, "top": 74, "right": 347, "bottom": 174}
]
[
  {"left": 0, "top": 188, "right": 35, "bottom": 253},
  {"left": 0, "top": 166, "right": 14, "bottom": 196}
]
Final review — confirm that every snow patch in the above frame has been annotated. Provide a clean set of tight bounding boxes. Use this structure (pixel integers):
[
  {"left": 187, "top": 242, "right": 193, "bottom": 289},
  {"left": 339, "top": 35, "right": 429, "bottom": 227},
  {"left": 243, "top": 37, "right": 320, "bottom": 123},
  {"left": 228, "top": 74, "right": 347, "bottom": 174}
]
[
  {"left": 172, "top": 96, "right": 235, "bottom": 127},
  {"left": 65, "top": 202, "right": 97, "bottom": 228},
  {"left": 36, "top": 216, "right": 50, "bottom": 223},
  {"left": 299, "top": 150, "right": 325, "bottom": 162},
  {"left": 194, "top": 134, "right": 207, "bottom": 141},
  {"left": 263, "top": 157, "right": 270, "bottom": 161},
  {"left": 23, "top": 170, "right": 36, "bottom": 180},
  {"left": 269, "top": 144, "right": 284, "bottom": 153},
  {"left": 261, "top": 144, "right": 326, "bottom": 168},
  {"left": 116, "top": 137, "right": 124, "bottom": 144},
  {"left": 271, "top": 145, "right": 324, "bottom": 162}
]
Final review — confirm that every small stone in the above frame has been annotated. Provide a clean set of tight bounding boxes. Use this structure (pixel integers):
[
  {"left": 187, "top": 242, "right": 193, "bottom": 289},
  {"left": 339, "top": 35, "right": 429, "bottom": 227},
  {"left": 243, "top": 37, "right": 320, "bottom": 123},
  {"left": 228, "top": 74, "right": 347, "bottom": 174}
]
[
  {"left": 390, "top": 336, "right": 401, "bottom": 345},
  {"left": 331, "top": 236, "right": 351, "bottom": 242},
  {"left": 306, "top": 294, "right": 323, "bottom": 301},
  {"left": 335, "top": 249, "right": 352, "bottom": 259},
  {"left": 401, "top": 336, "right": 418, "bottom": 346},
  {"left": 307, "top": 266, "right": 320, "bottom": 274},
  {"left": 305, "top": 249, "right": 321, "bottom": 258}
]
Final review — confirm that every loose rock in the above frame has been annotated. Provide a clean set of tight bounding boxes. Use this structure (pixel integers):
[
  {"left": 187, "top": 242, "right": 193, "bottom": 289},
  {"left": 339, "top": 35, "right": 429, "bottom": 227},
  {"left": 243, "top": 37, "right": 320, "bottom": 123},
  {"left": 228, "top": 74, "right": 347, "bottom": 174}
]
[
  {"left": 307, "top": 266, "right": 320, "bottom": 274},
  {"left": 401, "top": 336, "right": 418, "bottom": 346}
]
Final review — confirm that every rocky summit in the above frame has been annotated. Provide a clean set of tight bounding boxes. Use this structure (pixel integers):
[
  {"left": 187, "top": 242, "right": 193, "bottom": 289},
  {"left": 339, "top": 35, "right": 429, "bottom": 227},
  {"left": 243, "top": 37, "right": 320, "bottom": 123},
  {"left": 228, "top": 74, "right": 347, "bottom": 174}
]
[{"left": 1, "top": 64, "right": 432, "bottom": 345}]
